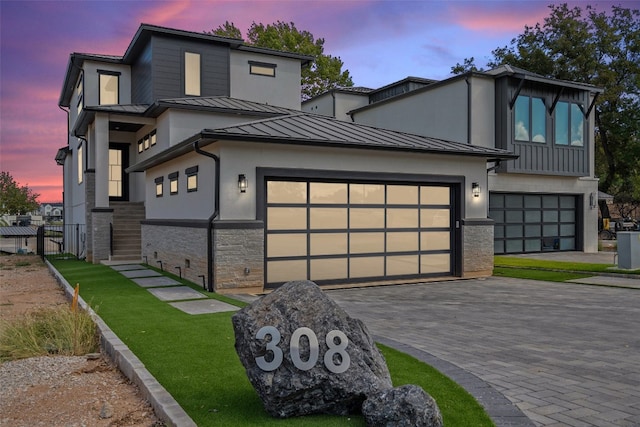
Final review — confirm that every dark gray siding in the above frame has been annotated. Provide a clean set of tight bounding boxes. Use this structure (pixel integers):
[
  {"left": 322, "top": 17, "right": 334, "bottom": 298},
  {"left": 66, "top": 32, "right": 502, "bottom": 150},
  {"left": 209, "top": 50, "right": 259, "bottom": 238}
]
[
  {"left": 495, "top": 77, "right": 590, "bottom": 176},
  {"left": 131, "top": 43, "right": 153, "bottom": 104},
  {"left": 150, "top": 35, "right": 229, "bottom": 100}
]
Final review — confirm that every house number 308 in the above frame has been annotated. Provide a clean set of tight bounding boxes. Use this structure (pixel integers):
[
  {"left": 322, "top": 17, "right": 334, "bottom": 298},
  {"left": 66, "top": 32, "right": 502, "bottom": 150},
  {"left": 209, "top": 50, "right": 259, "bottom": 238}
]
[{"left": 255, "top": 326, "right": 350, "bottom": 374}]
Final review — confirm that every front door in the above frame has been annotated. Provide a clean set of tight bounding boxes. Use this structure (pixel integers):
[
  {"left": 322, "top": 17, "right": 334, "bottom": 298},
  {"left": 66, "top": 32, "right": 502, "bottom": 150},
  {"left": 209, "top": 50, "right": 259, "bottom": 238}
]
[{"left": 108, "top": 144, "right": 129, "bottom": 201}]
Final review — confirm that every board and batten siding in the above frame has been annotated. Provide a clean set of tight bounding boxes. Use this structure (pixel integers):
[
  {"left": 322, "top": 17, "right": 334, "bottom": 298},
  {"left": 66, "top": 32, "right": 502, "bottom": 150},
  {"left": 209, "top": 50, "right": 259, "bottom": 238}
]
[
  {"left": 131, "top": 43, "right": 153, "bottom": 104},
  {"left": 495, "top": 77, "right": 590, "bottom": 177},
  {"left": 149, "top": 35, "right": 230, "bottom": 101}
]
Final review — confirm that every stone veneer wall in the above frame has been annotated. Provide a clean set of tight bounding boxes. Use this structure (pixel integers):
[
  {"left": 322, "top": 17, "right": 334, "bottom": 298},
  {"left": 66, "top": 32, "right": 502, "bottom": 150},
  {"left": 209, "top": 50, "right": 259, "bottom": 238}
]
[
  {"left": 213, "top": 222, "right": 264, "bottom": 293},
  {"left": 91, "top": 208, "right": 113, "bottom": 264},
  {"left": 462, "top": 219, "right": 494, "bottom": 277},
  {"left": 141, "top": 222, "right": 209, "bottom": 288}
]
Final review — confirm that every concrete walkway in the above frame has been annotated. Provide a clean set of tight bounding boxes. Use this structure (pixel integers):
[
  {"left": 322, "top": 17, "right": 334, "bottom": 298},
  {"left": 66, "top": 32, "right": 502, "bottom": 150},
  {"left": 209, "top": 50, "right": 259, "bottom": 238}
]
[{"left": 328, "top": 277, "right": 640, "bottom": 427}]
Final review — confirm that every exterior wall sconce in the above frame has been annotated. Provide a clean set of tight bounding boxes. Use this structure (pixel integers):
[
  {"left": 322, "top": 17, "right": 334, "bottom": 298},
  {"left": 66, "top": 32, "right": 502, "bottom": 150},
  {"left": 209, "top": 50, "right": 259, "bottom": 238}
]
[
  {"left": 472, "top": 182, "right": 481, "bottom": 198},
  {"left": 238, "top": 174, "right": 248, "bottom": 193},
  {"left": 589, "top": 192, "right": 597, "bottom": 209}
]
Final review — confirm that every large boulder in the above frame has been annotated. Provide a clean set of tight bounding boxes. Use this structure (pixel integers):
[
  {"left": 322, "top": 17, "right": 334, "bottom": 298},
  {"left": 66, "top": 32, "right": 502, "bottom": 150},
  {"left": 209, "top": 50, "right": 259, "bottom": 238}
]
[
  {"left": 232, "top": 280, "right": 392, "bottom": 418},
  {"left": 362, "top": 384, "right": 443, "bottom": 427}
]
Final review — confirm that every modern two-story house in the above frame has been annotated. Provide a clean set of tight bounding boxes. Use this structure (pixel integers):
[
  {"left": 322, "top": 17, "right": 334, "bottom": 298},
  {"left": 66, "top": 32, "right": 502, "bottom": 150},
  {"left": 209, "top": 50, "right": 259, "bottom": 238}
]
[
  {"left": 57, "top": 24, "right": 523, "bottom": 294},
  {"left": 304, "top": 66, "right": 603, "bottom": 256}
]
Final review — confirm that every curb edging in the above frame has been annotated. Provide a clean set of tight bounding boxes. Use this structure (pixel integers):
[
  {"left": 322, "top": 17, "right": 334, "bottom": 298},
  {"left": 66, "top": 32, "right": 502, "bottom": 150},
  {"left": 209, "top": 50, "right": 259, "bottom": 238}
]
[{"left": 46, "top": 260, "right": 197, "bottom": 427}]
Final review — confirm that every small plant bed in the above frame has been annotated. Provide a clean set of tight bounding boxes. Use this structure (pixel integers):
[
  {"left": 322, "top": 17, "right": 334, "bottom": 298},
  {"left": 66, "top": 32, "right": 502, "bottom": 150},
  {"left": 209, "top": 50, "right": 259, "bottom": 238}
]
[{"left": 50, "top": 258, "right": 493, "bottom": 427}]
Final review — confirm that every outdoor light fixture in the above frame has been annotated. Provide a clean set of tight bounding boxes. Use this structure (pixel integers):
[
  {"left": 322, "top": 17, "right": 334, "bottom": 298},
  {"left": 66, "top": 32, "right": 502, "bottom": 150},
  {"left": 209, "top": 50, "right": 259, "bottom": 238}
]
[
  {"left": 472, "top": 182, "right": 480, "bottom": 198},
  {"left": 238, "top": 174, "right": 248, "bottom": 193}
]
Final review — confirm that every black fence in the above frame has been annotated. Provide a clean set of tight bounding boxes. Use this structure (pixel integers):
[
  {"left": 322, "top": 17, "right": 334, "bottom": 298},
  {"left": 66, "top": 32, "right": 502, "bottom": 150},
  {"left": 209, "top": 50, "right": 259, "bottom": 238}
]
[{"left": 37, "top": 224, "right": 86, "bottom": 260}]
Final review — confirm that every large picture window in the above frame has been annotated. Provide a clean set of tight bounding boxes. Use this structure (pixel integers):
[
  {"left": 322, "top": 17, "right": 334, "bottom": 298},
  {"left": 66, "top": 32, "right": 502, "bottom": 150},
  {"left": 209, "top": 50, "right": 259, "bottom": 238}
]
[
  {"left": 514, "top": 95, "right": 546, "bottom": 143},
  {"left": 98, "top": 71, "right": 119, "bottom": 105},
  {"left": 184, "top": 52, "right": 201, "bottom": 96},
  {"left": 555, "top": 102, "right": 584, "bottom": 146}
]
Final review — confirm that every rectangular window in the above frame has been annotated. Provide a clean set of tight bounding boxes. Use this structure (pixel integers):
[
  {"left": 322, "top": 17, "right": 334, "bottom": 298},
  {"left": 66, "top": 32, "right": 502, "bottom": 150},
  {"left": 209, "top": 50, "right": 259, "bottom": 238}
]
[
  {"left": 186, "top": 165, "right": 198, "bottom": 192},
  {"left": 98, "top": 70, "right": 119, "bottom": 105},
  {"left": 137, "top": 139, "right": 143, "bottom": 153},
  {"left": 77, "top": 144, "right": 83, "bottom": 184},
  {"left": 169, "top": 171, "right": 179, "bottom": 195},
  {"left": 249, "top": 61, "right": 276, "bottom": 77},
  {"left": 143, "top": 135, "right": 150, "bottom": 150},
  {"left": 155, "top": 177, "right": 163, "bottom": 197},
  {"left": 76, "top": 75, "right": 83, "bottom": 116},
  {"left": 515, "top": 95, "right": 546, "bottom": 143},
  {"left": 184, "top": 52, "right": 201, "bottom": 96},
  {"left": 150, "top": 130, "right": 157, "bottom": 146},
  {"left": 555, "top": 101, "right": 584, "bottom": 146}
]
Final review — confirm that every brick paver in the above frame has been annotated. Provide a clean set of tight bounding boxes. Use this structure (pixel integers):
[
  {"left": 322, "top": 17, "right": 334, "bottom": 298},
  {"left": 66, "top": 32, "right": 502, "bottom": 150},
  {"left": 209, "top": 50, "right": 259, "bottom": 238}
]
[{"left": 328, "top": 277, "right": 640, "bottom": 426}]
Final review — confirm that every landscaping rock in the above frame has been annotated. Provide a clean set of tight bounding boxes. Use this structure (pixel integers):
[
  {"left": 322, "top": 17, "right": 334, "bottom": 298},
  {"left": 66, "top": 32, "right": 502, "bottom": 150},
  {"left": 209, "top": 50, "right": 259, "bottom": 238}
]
[
  {"left": 232, "top": 280, "right": 392, "bottom": 418},
  {"left": 362, "top": 384, "right": 443, "bottom": 427}
]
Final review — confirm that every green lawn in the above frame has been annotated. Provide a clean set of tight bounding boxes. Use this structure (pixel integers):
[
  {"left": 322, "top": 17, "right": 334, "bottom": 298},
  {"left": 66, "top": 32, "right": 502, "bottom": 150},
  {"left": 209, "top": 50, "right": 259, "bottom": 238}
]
[{"left": 50, "top": 259, "right": 492, "bottom": 427}]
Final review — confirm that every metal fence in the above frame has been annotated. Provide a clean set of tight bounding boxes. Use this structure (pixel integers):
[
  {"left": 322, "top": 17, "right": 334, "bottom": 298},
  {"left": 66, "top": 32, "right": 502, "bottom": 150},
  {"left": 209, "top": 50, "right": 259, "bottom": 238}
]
[{"left": 37, "top": 224, "right": 86, "bottom": 260}]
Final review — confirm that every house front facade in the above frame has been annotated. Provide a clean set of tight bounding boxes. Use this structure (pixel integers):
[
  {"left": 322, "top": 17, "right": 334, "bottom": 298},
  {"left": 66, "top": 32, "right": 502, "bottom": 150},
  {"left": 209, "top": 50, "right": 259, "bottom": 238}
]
[{"left": 57, "top": 24, "right": 518, "bottom": 294}]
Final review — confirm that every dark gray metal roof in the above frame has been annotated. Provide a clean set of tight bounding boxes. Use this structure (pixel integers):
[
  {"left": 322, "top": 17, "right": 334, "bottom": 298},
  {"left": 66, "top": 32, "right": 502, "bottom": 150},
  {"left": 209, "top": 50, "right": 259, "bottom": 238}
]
[
  {"left": 201, "top": 113, "right": 518, "bottom": 159},
  {"left": 127, "top": 112, "right": 517, "bottom": 172},
  {"left": 0, "top": 226, "right": 38, "bottom": 237},
  {"left": 150, "top": 96, "right": 297, "bottom": 116}
]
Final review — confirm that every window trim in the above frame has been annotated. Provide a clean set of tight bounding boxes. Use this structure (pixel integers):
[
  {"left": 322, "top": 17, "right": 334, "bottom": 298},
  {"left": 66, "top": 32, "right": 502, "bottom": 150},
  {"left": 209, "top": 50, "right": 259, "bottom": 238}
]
[
  {"left": 169, "top": 171, "right": 179, "bottom": 195},
  {"left": 97, "top": 70, "right": 120, "bottom": 105},
  {"left": 184, "top": 51, "right": 201, "bottom": 96},
  {"left": 186, "top": 166, "right": 198, "bottom": 193},
  {"left": 249, "top": 60, "right": 277, "bottom": 77},
  {"left": 154, "top": 176, "right": 164, "bottom": 197}
]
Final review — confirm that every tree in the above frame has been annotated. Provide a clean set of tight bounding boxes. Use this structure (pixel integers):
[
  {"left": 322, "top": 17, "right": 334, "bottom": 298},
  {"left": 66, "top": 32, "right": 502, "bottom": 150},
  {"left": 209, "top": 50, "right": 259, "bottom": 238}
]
[
  {"left": 209, "top": 21, "right": 353, "bottom": 99},
  {"left": 452, "top": 4, "right": 640, "bottom": 208},
  {"left": 0, "top": 171, "right": 40, "bottom": 215}
]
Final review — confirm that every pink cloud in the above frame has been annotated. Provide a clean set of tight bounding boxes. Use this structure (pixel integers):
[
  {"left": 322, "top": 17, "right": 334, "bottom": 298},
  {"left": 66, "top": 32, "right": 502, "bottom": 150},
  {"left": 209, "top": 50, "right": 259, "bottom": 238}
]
[{"left": 450, "top": 3, "right": 555, "bottom": 35}]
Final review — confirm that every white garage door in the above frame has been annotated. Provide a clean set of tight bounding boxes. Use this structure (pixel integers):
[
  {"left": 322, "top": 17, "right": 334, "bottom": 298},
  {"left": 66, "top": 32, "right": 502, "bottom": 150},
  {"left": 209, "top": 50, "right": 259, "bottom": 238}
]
[{"left": 265, "top": 180, "right": 455, "bottom": 287}]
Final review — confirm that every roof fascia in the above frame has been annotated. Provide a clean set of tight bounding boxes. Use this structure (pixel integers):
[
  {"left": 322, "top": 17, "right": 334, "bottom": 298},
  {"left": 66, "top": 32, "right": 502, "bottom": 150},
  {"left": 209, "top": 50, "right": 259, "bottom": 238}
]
[
  {"left": 236, "top": 45, "right": 314, "bottom": 65},
  {"left": 494, "top": 71, "right": 604, "bottom": 93}
]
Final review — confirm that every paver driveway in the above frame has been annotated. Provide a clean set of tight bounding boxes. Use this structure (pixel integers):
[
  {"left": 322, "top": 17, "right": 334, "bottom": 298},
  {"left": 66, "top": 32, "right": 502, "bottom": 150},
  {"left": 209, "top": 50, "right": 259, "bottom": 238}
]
[{"left": 328, "top": 277, "right": 640, "bottom": 426}]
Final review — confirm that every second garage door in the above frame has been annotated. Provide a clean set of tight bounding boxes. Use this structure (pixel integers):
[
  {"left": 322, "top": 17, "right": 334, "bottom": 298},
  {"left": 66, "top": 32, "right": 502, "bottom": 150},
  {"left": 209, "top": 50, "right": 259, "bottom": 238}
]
[{"left": 265, "top": 180, "right": 457, "bottom": 287}]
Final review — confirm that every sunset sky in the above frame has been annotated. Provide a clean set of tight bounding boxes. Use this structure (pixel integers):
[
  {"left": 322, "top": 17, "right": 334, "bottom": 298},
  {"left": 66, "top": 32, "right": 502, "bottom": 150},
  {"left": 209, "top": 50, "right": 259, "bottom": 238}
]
[{"left": 1, "top": 0, "right": 635, "bottom": 203}]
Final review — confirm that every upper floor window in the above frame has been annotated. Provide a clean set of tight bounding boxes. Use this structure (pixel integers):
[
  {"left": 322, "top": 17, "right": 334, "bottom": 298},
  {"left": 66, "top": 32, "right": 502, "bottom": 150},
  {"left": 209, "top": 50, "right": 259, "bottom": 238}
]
[
  {"left": 76, "top": 74, "right": 84, "bottom": 116},
  {"left": 184, "top": 52, "right": 201, "bottom": 96},
  {"left": 186, "top": 166, "right": 198, "bottom": 192},
  {"left": 514, "top": 95, "right": 546, "bottom": 143},
  {"left": 98, "top": 70, "right": 119, "bottom": 105},
  {"left": 249, "top": 61, "right": 276, "bottom": 77},
  {"left": 77, "top": 143, "right": 83, "bottom": 184},
  {"left": 169, "top": 171, "right": 179, "bottom": 195},
  {"left": 155, "top": 176, "right": 163, "bottom": 197},
  {"left": 555, "top": 102, "right": 584, "bottom": 146}
]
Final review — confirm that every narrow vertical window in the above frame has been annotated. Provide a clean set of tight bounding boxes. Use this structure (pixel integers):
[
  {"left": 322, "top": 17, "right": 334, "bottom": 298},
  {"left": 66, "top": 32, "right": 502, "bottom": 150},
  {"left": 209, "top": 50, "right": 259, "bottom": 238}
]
[
  {"left": 77, "top": 144, "right": 83, "bottom": 184},
  {"left": 155, "top": 177, "right": 163, "bottom": 197},
  {"left": 143, "top": 135, "right": 150, "bottom": 150},
  {"left": 150, "top": 130, "right": 157, "bottom": 146},
  {"left": 514, "top": 95, "right": 546, "bottom": 143},
  {"left": 570, "top": 104, "right": 584, "bottom": 146},
  {"left": 98, "top": 70, "right": 119, "bottom": 105},
  {"left": 184, "top": 52, "right": 201, "bottom": 96},
  {"left": 138, "top": 139, "right": 144, "bottom": 153},
  {"left": 514, "top": 96, "right": 530, "bottom": 141},
  {"left": 169, "top": 171, "right": 179, "bottom": 195},
  {"left": 555, "top": 102, "right": 569, "bottom": 145},
  {"left": 186, "top": 166, "right": 198, "bottom": 192},
  {"left": 76, "top": 74, "right": 83, "bottom": 116}
]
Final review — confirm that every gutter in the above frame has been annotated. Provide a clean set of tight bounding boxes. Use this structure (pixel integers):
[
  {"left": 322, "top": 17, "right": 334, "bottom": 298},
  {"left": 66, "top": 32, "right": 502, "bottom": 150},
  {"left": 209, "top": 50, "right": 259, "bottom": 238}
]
[{"left": 193, "top": 139, "right": 219, "bottom": 292}]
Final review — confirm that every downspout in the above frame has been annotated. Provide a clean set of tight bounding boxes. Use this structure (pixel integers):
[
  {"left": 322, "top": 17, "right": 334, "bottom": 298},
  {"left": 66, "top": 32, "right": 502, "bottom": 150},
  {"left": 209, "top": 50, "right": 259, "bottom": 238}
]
[{"left": 193, "top": 139, "right": 219, "bottom": 292}]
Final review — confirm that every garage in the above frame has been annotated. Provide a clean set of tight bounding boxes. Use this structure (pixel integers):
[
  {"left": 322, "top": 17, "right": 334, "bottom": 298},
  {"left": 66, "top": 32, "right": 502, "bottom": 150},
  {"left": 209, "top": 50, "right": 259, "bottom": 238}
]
[
  {"left": 489, "top": 192, "right": 581, "bottom": 254},
  {"left": 265, "top": 178, "right": 457, "bottom": 287}
]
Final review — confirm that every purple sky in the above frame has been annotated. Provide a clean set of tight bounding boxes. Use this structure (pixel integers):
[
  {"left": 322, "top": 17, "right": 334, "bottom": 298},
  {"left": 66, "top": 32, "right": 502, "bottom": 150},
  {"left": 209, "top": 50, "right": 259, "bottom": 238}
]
[{"left": 1, "top": 0, "right": 635, "bottom": 203}]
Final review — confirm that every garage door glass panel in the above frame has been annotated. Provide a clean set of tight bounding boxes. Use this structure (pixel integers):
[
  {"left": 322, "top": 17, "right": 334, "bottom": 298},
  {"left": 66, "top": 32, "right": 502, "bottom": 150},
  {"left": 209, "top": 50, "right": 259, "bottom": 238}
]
[
  {"left": 506, "top": 240, "right": 523, "bottom": 253},
  {"left": 350, "top": 184, "right": 384, "bottom": 204},
  {"left": 525, "top": 239, "right": 541, "bottom": 252},
  {"left": 525, "top": 225, "right": 540, "bottom": 237},
  {"left": 525, "top": 211, "right": 541, "bottom": 223},
  {"left": 506, "top": 211, "right": 523, "bottom": 223},
  {"left": 561, "top": 211, "right": 575, "bottom": 222},
  {"left": 310, "top": 233, "right": 347, "bottom": 255},
  {"left": 267, "top": 260, "right": 307, "bottom": 283},
  {"left": 421, "top": 231, "right": 450, "bottom": 251},
  {"left": 350, "top": 208, "right": 385, "bottom": 229},
  {"left": 310, "top": 183, "right": 347, "bottom": 204},
  {"left": 267, "top": 207, "right": 307, "bottom": 230},
  {"left": 543, "top": 211, "right": 559, "bottom": 223},
  {"left": 524, "top": 195, "right": 541, "bottom": 208},
  {"left": 421, "top": 209, "right": 450, "bottom": 228},
  {"left": 387, "top": 185, "right": 418, "bottom": 205},
  {"left": 506, "top": 225, "right": 523, "bottom": 238},
  {"left": 311, "top": 258, "right": 348, "bottom": 281},
  {"left": 387, "top": 255, "right": 419, "bottom": 275},
  {"left": 560, "top": 224, "right": 575, "bottom": 236},
  {"left": 268, "top": 234, "right": 307, "bottom": 257},
  {"left": 421, "top": 186, "right": 449, "bottom": 205},
  {"left": 267, "top": 181, "right": 306, "bottom": 203},
  {"left": 387, "top": 209, "right": 418, "bottom": 228},
  {"left": 350, "top": 232, "right": 384, "bottom": 253},
  {"left": 420, "top": 254, "right": 450, "bottom": 274},
  {"left": 350, "top": 257, "right": 384, "bottom": 278},
  {"left": 543, "top": 196, "right": 558, "bottom": 208},
  {"left": 387, "top": 232, "right": 419, "bottom": 252},
  {"left": 310, "top": 208, "right": 347, "bottom": 229}
]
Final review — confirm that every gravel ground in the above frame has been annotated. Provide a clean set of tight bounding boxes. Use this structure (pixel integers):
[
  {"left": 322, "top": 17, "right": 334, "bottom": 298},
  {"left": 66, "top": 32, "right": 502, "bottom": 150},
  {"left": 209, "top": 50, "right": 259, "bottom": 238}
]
[{"left": 0, "top": 254, "right": 160, "bottom": 426}]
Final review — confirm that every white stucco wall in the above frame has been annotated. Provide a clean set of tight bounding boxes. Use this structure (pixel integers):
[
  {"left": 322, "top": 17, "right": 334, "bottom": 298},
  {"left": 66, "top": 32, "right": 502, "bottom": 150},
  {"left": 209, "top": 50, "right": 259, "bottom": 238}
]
[
  {"left": 229, "top": 51, "right": 302, "bottom": 110},
  {"left": 352, "top": 80, "right": 469, "bottom": 144},
  {"left": 81, "top": 60, "right": 131, "bottom": 108},
  {"left": 302, "top": 92, "right": 369, "bottom": 122},
  {"left": 469, "top": 76, "right": 496, "bottom": 149}
]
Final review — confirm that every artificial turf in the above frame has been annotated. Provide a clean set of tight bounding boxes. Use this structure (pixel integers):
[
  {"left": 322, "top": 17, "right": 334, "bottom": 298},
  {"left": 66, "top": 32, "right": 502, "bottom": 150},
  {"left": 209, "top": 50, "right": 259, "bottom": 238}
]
[{"left": 50, "top": 258, "right": 493, "bottom": 426}]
